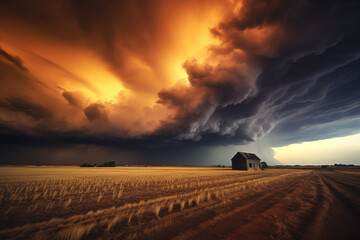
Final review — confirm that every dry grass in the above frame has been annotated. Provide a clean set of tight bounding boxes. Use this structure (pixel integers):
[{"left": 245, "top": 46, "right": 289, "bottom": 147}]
[{"left": 0, "top": 166, "right": 358, "bottom": 240}]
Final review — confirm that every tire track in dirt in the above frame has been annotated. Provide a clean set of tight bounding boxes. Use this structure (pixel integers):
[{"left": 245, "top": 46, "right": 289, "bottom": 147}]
[
  {"left": 302, "top": 170, "right": 360, "bottom": 240},
  {"left": 300, "top": 171, "right": 335, "bottom": 240},
  {"left": 320, "top": 172, "right": 360, "bottom": 216},
  {"left": 321, "top": 171, "right": 360, "bottom": 200},
  {"left": 319, "top": 171, "right": 360, "bottom": 224}
]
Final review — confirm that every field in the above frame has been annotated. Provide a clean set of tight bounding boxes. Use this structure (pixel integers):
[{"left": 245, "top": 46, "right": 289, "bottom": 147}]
[{"left": 0, "top": 166, "right": 359, "bottom": 240}]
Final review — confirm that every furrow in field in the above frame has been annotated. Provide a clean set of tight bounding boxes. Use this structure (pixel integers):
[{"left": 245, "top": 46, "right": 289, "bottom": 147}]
[
  {"left": 171, "top": 171, "right": 315, "bottom": 240},
  {"left": 223, "top": 171, "right": 323, "bottom": 240},
  {"left": 120, "top": 182, "right": 295, "bottom": 239},
  {"left": 301, "top": 170, "right": 360, "bottom": 240},
  {"left": 0, "top": 171, "right": 302, "bottom": 240},
  {"left": 319, "top": 172, "right": 360, "bottom": 222},
  {"left": 321, "top": 171, "right": 360, "bottom": 197},
  {"left": 298, "top": 171, "right": 334, "bottom": 240},
  {"left": 1, "top": 172, "right": 280, "bottom": 228},
  {"left": 118, "top": 171, "right": 311, "bottom": 240}
]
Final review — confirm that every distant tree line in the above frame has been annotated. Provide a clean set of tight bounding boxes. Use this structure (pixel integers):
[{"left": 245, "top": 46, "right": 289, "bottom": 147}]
[
  {"left": 260, "top": 161, "right": 269, "bottom": 170},
  {"left": 80, "top": 161, "right": 116, "bottom": 167}
]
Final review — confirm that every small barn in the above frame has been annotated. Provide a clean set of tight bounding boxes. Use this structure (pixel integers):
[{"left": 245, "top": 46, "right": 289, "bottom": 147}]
[{"left": 231, "top": 152, "right": 261, "bottom": 170}]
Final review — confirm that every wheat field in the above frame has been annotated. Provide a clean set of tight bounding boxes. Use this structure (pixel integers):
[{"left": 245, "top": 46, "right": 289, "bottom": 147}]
[{"left": 0, "top": 166, "right": 359, "bottom": 240}]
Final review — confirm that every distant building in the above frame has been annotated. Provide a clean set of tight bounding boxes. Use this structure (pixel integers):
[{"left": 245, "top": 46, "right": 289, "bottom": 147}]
[{"left": 231, "top": 152, "right": 261, "bottom": 170}]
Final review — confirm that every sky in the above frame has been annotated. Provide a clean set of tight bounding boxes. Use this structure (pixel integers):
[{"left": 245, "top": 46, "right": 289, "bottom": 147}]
[{"left": 0, "top": 0, "right": 360, "bottom": 165}]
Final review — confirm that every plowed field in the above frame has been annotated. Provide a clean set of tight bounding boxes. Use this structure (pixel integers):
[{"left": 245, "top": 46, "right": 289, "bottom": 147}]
[{"left": 0, "top": 166, "right": 359, "bottom": 240}]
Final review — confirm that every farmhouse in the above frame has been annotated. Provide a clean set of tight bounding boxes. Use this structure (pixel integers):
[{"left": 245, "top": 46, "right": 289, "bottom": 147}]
[{"left": 231, "top": 152, "right": 261, "bottom": 170}]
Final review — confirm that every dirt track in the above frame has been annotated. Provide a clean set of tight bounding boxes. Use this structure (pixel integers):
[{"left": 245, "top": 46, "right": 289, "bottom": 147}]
[
  {"left": 0, "top": 168, "right": 359, "bottom": 240},
  {"left": 116, "top": 169, "right": 360, "bottom": 240}
]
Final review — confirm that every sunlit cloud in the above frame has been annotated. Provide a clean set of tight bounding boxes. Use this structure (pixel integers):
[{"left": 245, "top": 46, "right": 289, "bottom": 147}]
[
  {"left": 0, "top": 0, "right": 359, "bottom": 165},
  {"left": 273, "top": 133, "right": 360, "bottom": 165}
]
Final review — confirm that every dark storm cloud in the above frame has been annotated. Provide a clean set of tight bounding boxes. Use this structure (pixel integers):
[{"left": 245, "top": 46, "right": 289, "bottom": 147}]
[
  {"left": 206, "top": 39, "right": 360, "bottom": 147},
  {"left": 0, "top": 0, "right": 360, "bottom": 165},
  {"left": 0, "top": 47, "right": 27, "bottom": 71},
  {"left": 84, "top": 103, "right": 108, "bottom": 122},
  {"left": 156, "top": 0, "right": 360, "bottom": 146},
  {"left": 0, "top": 97, "right": 52, "bottom": 121},
  {"left": 268, "top": 57, "right": 360, "bottom": 146},
  {"left": 62, "top": 91, "right": 83, "bottom": 108},
  {"left": 156, "top": 50, "right": 258, "bottom": 141}
]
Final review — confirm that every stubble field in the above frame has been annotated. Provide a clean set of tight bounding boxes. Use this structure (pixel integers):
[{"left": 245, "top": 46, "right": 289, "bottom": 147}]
[{"left": 0, "top": 166, "right": 359, "bottom": 240}]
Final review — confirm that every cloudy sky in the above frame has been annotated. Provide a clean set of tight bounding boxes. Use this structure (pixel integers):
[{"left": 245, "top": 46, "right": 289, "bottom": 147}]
[{"left": 1, "top": 0, "right": 359, "bottom": 165}]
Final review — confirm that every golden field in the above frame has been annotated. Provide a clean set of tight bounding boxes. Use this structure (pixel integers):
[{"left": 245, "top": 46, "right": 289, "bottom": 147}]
[{"left": 0, "top": 166, "right": 359, "bottom": 240}]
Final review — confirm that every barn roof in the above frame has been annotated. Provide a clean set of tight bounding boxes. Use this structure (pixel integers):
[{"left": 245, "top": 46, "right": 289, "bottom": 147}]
[{"left": 231, "top": 152, "right": 261, "bottom": 161}]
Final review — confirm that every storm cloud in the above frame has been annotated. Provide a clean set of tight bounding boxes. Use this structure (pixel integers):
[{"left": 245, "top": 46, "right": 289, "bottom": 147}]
[
  {"left": 156, "top": 0, "right": 360, "bottom": 146},
  {"left": 0, "top": 0, "right": 359, "bottom": 164},
  {"left": 0, "top": 47, "right": 27, "bottom": 71}
]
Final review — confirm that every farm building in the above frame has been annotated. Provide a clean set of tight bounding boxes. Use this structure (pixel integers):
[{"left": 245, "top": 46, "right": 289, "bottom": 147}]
[{"left": 231, "top": 152, "right": 261, "bottom": 170}]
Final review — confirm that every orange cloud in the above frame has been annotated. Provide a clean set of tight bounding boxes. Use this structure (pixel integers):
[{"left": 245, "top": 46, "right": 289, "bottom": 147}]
[{"left": 0, "top": 0, "right": 232, "bottom": 138}]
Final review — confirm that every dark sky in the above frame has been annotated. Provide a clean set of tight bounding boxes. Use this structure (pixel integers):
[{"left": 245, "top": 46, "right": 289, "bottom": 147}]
[{"left": 0, "top": 0, "right": 360, "bottom": 165}]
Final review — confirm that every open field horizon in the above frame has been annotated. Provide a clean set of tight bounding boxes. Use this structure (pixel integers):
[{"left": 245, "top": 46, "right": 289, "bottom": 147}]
[
  {"left": 1, "top": 1, "right": 360, "bottom": 239},
  {"left": 0, "top": 166, "right": 359, "bottom": 240}
]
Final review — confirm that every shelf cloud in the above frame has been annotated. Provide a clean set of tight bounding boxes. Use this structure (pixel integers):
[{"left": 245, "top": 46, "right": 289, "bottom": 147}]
[{"left": 0, "top": 0, "right": 359, "bottom": 164}]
